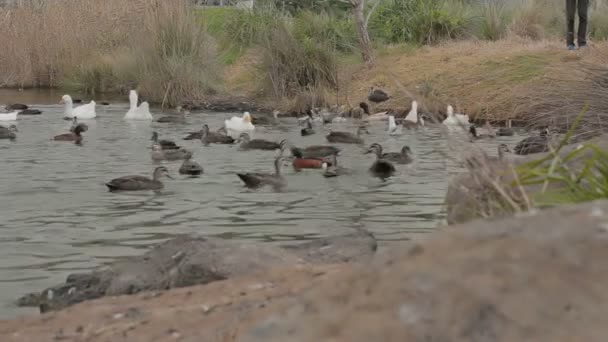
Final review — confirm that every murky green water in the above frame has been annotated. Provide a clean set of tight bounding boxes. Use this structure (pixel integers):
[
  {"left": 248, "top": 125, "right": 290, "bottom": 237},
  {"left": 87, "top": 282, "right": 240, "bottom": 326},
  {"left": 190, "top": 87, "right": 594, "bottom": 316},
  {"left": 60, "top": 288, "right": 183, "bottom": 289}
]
[{"left": 0, "top": 89, "right": 523, "bottom": 318}]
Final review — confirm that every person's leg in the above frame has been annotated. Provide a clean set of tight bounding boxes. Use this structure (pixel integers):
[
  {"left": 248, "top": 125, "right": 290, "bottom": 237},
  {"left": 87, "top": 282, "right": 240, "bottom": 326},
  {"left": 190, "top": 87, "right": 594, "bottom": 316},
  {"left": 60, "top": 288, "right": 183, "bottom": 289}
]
[
  {"left": 566, "top": 0, "right": 577, "bottom": 48},
  {"left": 578, "top": 0, "right": 589, "bottom": 46}
]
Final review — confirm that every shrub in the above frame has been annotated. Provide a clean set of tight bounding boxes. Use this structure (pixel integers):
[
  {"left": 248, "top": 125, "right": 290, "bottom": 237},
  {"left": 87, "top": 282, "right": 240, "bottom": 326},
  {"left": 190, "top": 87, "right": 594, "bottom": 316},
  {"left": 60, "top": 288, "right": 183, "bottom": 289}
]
[
  {"left": 292, "top": 10, "right": 357, "bottom": 53},
  {"left": 472, "top": 0, "right": 510, "bottom": 41}
]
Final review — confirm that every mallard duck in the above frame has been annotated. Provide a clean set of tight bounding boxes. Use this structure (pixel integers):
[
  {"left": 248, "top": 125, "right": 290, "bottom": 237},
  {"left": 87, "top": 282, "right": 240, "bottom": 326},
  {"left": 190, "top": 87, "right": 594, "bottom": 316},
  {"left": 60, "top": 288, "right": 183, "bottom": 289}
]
[
  {"left": 300, "top": 118, "right": 315, "bottom": 136},
  {"left": 61, "top": 95, "right": 96, "bottom": 120},
  {"left": 290, "top": 145, "right": 340, "bottom": 159},
  {"left": 199, "top": 124, "right": 235, "bottom": 145},
  {"left": 251, "top": 111, "right": 279, "bottom": 125},
  {"left": 179, "top": 156, "right": 204, "bottom": 176},
  {"left": 388, "top": 115, "right": 403, "bottom": 135},
  {"left": 326, "top": 126, "right": 369, "bottom": 144},
  {"left": 237, "top": 156, "right": 286, "bottom": 190},
  {"left": 5, "top": 103, "right": 27, "bottom": 111},
  {"left": 366, "top": 144, "right": 396, "bottom": 179},
  {"left": 19, "top": 109, "right": 42, "bottom": 115},
  {"left": 291, "top": 148, "right": 332, "bottom": 171},
  {"left": 514, "top": 129, "right": 549, "bottom": 155},
  {"left": 151, "top": 144, "right": 192, "bottom": 161},
  {"left": 469, "top": 125, "right": 496, "bottom": 140},
  {"left": 151, "top": 132, "right": 180, "bottom": 150},
  {"left": 403, "top": 101, "right": 423, "bottom": 129},
  {"left": 238, "top": 133, "right": 286, "bottom": 151},
  {"left": 366, "top": 143, "right": 412, "bottom": 164},
  {"left": 368, "top": 87, "right": 390, "bottom": 103},
  {"left": 53, "top": 123, "right": 88, "bottom": 143},
  {"left": 225, "top": 111, "right": 255, "bottom": 139},
  {"left": 106, "top": 166, "right": 172, "bottom": 192},
  {"left": 0, "top": 125, "right": 18, "bottom": 140},
  {"left": 442, "top": 105, "right": 469, "bottom": 126},
  {"left": 124, "top": 90, "right": 153, "bottom": 120}
]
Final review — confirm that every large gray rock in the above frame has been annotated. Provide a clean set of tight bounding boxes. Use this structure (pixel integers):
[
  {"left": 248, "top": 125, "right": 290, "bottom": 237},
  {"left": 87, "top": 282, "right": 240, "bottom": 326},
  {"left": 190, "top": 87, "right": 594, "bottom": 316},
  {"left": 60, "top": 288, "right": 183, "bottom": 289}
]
[
  {"left": 446, "top": 134, "right": 608, "bottom": 224},
  {"left": 20, "top": 230, "right": 376, "bottom": 312},
  {"left": 240, "top": 200, "right": 608, "bottom": 342}
]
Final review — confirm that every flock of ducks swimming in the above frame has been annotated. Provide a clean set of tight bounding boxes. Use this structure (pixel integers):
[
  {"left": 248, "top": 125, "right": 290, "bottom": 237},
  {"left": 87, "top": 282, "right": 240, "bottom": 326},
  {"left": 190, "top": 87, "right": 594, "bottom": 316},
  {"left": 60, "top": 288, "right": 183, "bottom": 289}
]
[{"left": 0, "top": 87, "right": 554, "bottom": 192}]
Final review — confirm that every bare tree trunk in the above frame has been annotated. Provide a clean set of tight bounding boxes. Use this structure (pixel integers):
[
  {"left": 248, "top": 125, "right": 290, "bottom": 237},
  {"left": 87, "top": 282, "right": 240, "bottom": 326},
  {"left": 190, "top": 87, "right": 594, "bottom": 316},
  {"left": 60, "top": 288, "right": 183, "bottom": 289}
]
[{"left": 350, "top": 0, "right": 373, "bottom": 64}]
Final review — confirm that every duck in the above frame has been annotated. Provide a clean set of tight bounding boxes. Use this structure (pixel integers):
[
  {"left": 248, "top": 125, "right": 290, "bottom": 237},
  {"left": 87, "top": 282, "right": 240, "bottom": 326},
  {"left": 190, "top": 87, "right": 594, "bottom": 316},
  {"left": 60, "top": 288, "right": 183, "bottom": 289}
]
[
  {"left": 106, "top": 166, "right": 172, "bottom": 192},
  {"left": 0, "top": 125, "right": 18, "bottom": 140},
  {"left": 366, "top": 143, "right": 396, "bottom": 179},
  {"left": 291, "top": 148, "right": 332, "bottom": 171},
  {"left": 442, "top": 105, "right": 469, "bottom": 126},
  {"left": 69, "top": 117, "right": 79, "bottom": 132},
  {"left": 514, "top": 129, "right": 550, "bottom": 155},
  {"left": 199, "top": 124, "right": 235, "bottom": 145},
  {"left": 349, "top": 102, "right": 370, "bottom": 119},
  {"left": 19, "top": 109, "right": 42, "bottom": 115},
  {"left": 321, "top": 153, "right": 349, "bottom": 177},
  {"left": 124, "top": 90, "right": 153, "bottom": 120},
  {"left": 151, "top": 132, "right": 181, "bottom": 150},
  {"left": 238, "top": 133, "right": 286, "bottom": 151},
  {"left": 179, "top": 156, "right": 204, "bottom": 176},
  {"left": 0, "top": 111, "right": 18, "bottom": 121},
  {"left": 388, "top": 115, "right": 403, "bottom": 135},
  {"left": 225, "top": 111, "right": 255, "bottom": 139},
  {"left": 366, "top": 143, "right": 412, "bottom": 164},
  {"left": 403, "top": 101, "right": 423, "bottom": 129},
  {"left": 151, "top": 144, "right": 192, "bottom": 161},
  {"left": 157, "top": 106, "right": 188, "bottom": 123},
  {"left": 326, "top": 126, "right": 369, "bottom": 144},
  {"left": 61, "top": 95, "right": 96, "bottom": 120},
  {"left": 469, "top": 125, "right": 496, "bottom": 140},
  {"left": 368, "top": 87, "right": 390, "bottom": 103},
  {"left": 251, "top": 111, "right": 279, "bottom": 125},
  {"left": 300, "top": 118, "right": 315, "bottom": 136},
  {"left": 53, "top": 123, "right": 88, "bottom": 143},
  {"left": 5, "top": 103, "right": 27, "bottom": 111},
  {"left": 237, "top": 156, "right": 286, "bottom": 190},
  {"left": 290, "top": 145, "right": 341, "bottom": 159}
]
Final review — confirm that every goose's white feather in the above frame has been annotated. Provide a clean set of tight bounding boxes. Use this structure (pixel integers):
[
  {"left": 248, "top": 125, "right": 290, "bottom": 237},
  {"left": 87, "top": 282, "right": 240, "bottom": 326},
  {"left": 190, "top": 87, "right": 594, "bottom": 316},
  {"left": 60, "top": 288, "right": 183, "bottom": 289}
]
[
  {"left": 0, "top": 111, "right": 18, "bottom": 121},
  {"left": 124, "top": 90, "right": 153, "bottom": 120},
  {"left": 404, "top": 101, "right": 420, "bottom": 124},
  {"left": 442, "top": 105, "right": 469, "bottom": 126},
  {"left": 62, "top": 95, "right": 96, "bottom": 120},
  {"left": 388, "top": 115, "right": 403, "bottom": 136},
  {"left": 225, "top": 111, "right": 255, "bottom": 139}
]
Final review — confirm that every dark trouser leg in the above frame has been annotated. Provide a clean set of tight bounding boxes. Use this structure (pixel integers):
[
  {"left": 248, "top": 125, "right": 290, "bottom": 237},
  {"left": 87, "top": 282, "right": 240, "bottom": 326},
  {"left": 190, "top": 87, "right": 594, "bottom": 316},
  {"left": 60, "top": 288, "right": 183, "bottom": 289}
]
[
  {"left": 566, "top": 0, "right": 577, "bottom": 45},
  {"left": 578, "top": 0, "right": 589, "bottom": 46}
]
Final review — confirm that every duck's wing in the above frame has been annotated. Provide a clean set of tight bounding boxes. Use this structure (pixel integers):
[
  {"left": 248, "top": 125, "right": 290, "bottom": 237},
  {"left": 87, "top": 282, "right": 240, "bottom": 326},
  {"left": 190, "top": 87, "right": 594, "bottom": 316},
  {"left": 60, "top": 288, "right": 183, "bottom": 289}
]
[
  {"left": 237, "top": 173, "right": 264, "bottom": 188},
  {"left": 179, "top": 160, "right": 203, "bottom": 174},
  {"left": 208, "top": 132, "right": 235, "bottom": 144},
  {"left": 247, "top": 139, "right": 280, "bottom": 150},
  {"left": 159, "top": 139, "right": 180, "bottom": 149},
  {"left": 53, "top": 133, "right": 76, "bottom": 141},
  {"left": 183, "top": 132, "right": 202, "bottom": 140},
  {"left": 106, "top": 175, "right": 151, "bottom": 191}
]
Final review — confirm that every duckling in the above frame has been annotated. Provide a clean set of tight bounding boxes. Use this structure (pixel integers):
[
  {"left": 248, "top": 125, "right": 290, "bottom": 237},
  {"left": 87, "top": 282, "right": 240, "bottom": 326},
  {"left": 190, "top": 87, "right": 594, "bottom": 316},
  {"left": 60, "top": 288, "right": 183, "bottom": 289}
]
[
  {"left": 199, "top": 124, "right": 235, "bottom": 145},
  {"left": 0, "top": 124, "right": 18, "bottom": 140},
  {"left": 291, "top": 148, "right": 332, "bottom": 171},
  {"left": 368, "top": 87, "right": 390, "bottom": 103},
  {"left": 469, "top": 125, "right": 496, "bottom": 140},
  {"left": 53, "top": 123, "right": 88, "bottom": 143},
  {"left": 290, "top": 145, "right": 341, "bottom": 159},
  {"left": 300, "top": 118, "right": 315, "bottom": 136},
  {"left": 326, "top": 126, "right": 369, "bottom": 144},
  {"left": 238, "top": 133, "right": 286, "bottom": 151},
  {"left": 237, "top": 156, "right": 287, "bottom": 190},
  {"left": 366, "top": 144, "right": 396, "bottom": 180},
  {"left": 366, "top": 143, "right": 412, "bottom": 164},
  {"left": 106, "top": 166, "right": 172, "bottom": 192},
  {"left": 179, "top": 156, "right": 204, "bottom": 176},
  {"left": 151, "top": 131, "right": 181, "bottom": 150},
  {"left": 514, "top": 129, "right": 549, "bottom": 155},
  {"left": 151, "top": 144, "right": 192, "bottom": 161},
  {"left": 19, "top": 109, "right": 42, "bottom": 115},
  {"left": 251, "top": 111, "right": 279, "bottom": 125}
]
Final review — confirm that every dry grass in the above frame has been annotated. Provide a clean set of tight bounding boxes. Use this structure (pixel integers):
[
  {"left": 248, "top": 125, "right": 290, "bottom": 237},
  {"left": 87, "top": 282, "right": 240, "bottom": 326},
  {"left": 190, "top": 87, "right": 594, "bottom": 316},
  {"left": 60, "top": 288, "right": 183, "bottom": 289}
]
[{"left": 0, "top": 0, "right": 147, "bottom": 88}]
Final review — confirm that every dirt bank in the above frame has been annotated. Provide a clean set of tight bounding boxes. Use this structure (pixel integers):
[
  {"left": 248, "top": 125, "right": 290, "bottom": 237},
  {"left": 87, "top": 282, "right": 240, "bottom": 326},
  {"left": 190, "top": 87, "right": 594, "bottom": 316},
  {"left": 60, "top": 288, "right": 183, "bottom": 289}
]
[{"left": 3, "top": 200, "right": 608, "bottom": 341}]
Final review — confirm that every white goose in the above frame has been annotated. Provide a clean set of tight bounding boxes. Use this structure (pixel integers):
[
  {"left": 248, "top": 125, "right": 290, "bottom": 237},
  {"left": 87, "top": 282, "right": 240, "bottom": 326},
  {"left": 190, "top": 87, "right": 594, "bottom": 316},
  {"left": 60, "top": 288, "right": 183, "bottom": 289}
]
[
  {"left": 124, "top": 90, "right": 153, "bottom": 120},
  {"left": 442, "top": 105, "right": 469, "bottom": 126},
  {"left": 388, "top": 115, "right": 402, "bottom": 135},
  {"left": 225, "top": 111, "right": 255, "bottom": 139},
  {"left": 61, "top": 95, "right": 96, "bottom": 120},
  {"left": 403, "top": 100, "right": 423, "bottom": 128},
  {"left": 0, "top": 111, "right": 18, "bottom": 121}
]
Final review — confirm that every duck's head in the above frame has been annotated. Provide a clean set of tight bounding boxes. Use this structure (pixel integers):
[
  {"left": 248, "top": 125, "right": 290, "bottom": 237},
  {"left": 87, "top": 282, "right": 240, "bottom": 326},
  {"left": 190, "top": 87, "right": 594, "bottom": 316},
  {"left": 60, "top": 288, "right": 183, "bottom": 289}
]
[
  {"left": 60, "top": 95, "right": 72, "bottom": 105},
  {"left": 243, "top": 112, "right": 252, "bottom": 123},
  {"left": 8, "top": 125, "right": 18, "bottom": 132},
  {"left": 73, "top": 123, "right": 88, "bottom": 135},
  {"left": 151, "top": 131, "right": 159, "bottom": 141},
  {"left": 498, "top": 143, "right": 511, "bottom": 156},
  {"left": 153, "top": 166, "right": 173, "bottom": 180},
  {"left": 279, "top": 139, "right": 288, "bottom": 152},
  {"left": 365, "top": 143, "right": 382, "bottom": 155},
  {"left": 401, "top": 146, "right": 412, "bottom": 155},
  {"left": 359, "top": 102, "right": 370, "bottom": 115},
  {"left": 540, "top": 128, "right": 550, "bottom": 137},
  {"left": 151, "top": 143, "right": 163, "bottom": 151},
  {"left": 469, "top": 125, "right": 477, "bottom": 136}
]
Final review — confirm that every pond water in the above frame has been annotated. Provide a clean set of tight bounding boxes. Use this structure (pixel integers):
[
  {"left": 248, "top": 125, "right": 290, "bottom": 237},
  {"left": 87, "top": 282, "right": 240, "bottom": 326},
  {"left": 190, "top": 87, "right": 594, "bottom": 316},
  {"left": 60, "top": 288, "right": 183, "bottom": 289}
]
[{"left": 0, "top": 89, "right": 523, "bottom": 318}]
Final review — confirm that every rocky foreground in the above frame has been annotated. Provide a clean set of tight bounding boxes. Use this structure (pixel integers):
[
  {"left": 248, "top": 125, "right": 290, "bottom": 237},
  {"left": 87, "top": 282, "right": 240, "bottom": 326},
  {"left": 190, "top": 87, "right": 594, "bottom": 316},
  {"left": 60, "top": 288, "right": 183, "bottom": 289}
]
[{"left": 2, "top": 200, "right": 608, "bottom": 341}]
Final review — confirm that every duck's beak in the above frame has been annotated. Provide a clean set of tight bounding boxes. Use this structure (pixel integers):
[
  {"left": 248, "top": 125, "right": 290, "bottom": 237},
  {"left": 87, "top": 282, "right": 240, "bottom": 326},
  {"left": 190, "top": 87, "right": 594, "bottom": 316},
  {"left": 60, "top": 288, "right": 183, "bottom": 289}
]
[{"left": 364, "top": 149, "right": 372, "bottom": 154}]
